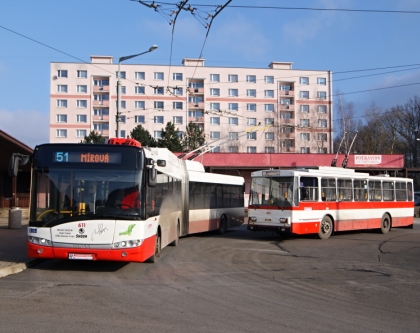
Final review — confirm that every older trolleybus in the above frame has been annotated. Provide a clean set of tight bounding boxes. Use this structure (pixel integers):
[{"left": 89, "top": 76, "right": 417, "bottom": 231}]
[
  {"left": 248, "top": 167, "right": 414, "bottom": 239},
  {"left": 9, "top": 138, "right": 244, "bottom": 262}
]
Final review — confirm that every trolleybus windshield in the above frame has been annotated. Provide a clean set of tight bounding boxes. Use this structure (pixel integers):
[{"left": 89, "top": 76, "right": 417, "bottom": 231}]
[{"left": 250, "top": 176, "right": 298, "bottom": 207}]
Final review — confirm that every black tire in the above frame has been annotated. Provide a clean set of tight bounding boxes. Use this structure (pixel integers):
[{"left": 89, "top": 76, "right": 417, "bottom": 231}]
[
  {"left": 146, "top": 232, "right": 161, "bottom": 263},
  {"left": 380, "top": 214, "right": 391, "bottom": 234},
  {"left": 169, "top": 222, "right": 179, "bottom": 246},
  {"left": 318, "top": 216, "right": 333, "bottom": 240},
  {"left": 218, "top": 215, "right": 227, "bottom": 235}
]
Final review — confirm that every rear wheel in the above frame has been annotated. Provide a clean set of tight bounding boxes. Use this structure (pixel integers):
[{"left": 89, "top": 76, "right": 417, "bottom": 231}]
[
  {"left": 146, "top": 232, "right": 161, "bottom": 263},
  {"left": 380, "top": 214, "right": 391, "bottom": 234},
  {"left": 218, "top": 215, "right": 227, "bottom": 235},
  {"left": 318, "top": 216, "right": 333, "bottom": 240}
]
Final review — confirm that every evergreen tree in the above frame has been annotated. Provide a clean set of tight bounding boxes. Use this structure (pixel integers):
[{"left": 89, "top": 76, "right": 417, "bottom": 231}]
[
  {"left": 81, "top": 131, "right": 105, "bottom": 144},
  {"left": 182, "top": 122, "right": 205, "bottom": 151},
  {"left": 157, "top": 122, "right": 183, "bottom": 152},
  {"left": 130, "top": 125, "right": 156, "bottom": 147}
]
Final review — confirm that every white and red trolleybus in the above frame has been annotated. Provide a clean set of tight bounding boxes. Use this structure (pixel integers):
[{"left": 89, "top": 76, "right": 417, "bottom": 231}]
[
  {"left": 9, "top": 138, "right": 244, "bottom": 262},
  {"left": 247, "top": 167, "right": 414, "bottom": 239}
]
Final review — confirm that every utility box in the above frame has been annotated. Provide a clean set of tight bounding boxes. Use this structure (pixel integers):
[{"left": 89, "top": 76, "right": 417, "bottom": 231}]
[{"left": 8, "top": 207, "right": 22, "bottom": 229}]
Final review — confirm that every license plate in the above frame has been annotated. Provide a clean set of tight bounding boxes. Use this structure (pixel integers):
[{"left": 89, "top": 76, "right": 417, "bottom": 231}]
[{"left": 69, "top": 253, "right": 94, "bottom": 260}]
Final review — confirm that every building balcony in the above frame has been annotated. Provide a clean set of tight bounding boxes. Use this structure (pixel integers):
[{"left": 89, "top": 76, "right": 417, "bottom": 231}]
[
  {"left": 188, "top": 102, "right": 205, "bottom": 109},
  {"left": 93, "top": 115, "right": 109, "bottom": 121},
  {"left": 93, "top": 100, "right": 110, "bottom": 106},
  {"left": 279, "top": 90, "right": 294, "bottom": 97},
  {"left": 93, "top": 85, "right": 109, "bottom": 92},
  {"left": 188, "top": 117, "right": 204, "bottom": 123},
  {"left": 188, "top": 87, "right": 204, "bottom": 94},
  {"left": 94, "top": 130, "right": 109, "bottom": 136},
  {"left": 279, "top": 104, "right": 294, "bottom": 111},
  {"left": 281, "top": 132, "right": 295, "bottom": 139}
]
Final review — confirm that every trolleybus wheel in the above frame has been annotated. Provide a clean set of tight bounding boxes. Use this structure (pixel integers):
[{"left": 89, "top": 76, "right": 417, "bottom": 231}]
[
  {"left": 147, "top": 232, "right": 161, "bottom": 263},
  {"left": 380, "top": 214, "right": 391, "bottom": 234},
  {"left": 318, "top": 216, "right": 333, "bottom": 240},
  {"left": 169, "top": 222, "right": 179, "bottom": 246},
  {"left": 218, "top": 215, "right": 227, "bottom": 235}
]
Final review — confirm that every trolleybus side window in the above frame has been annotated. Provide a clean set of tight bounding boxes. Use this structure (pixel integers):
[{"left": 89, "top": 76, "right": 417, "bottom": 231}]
[
  {"left": 382, "top": 181, "right": 394, "bottom": 201},
  {"left": 408, "top": 182, "right": 413, "bottom": 201},
  {"left": 353, "top": 179, "right": 368, "bottom": 201},
  {"left": 395, "top": 181, "right": 408, "bottom": 201},
  {"left": 300, "top": 176, "right": 319, "bottom": 201},
  {"left": 321, "top": 178, "right": 336, "bottom": 201},
  {"left": 337, "top": 179, "right": 352, "bottom": 201},
  {"left": 368, "top": 180, "right": 382, "bottom": 201}
]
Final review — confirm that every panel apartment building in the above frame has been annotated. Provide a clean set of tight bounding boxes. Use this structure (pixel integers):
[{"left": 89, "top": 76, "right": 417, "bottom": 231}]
[{"left": 50, "top": 57, "right": 333, "bottom": 153}]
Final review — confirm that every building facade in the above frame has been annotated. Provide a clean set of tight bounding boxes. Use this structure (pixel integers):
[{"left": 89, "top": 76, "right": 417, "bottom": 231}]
[{"left": 50, "top": 57, "right": 333, "bottom": 153}]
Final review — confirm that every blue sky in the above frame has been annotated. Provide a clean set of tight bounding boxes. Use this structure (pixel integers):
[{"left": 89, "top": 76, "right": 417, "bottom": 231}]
[{"left": 1, "top": 0, "right": 420, "bottom": 148}]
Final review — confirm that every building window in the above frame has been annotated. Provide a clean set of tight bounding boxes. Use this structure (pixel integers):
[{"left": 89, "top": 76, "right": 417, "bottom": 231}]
[
  {"left": 57, "top": 70, "right": 67, "bottom": 78},
  {"left": 210, "top": 131, "right": 220, "bottom": 139},
  {"left": 265, "top": 147, "right": 275, "bottom": 153},
  {"left": 173, "top": 87, "right": 183, "bottom": 95},
  {"left": 300, "top": 91, "right": 309, "bottom": 99},
  {"left": 210, "top": 103, "right": 220, "bottom": 111},
  {"left": 246, "top": 75, "right": 256, "bottom": 83},
  {"left": 76, "top": 114, "right": 87, "bottom": 123},
  {"left": 94, "top": 79, "right": 109, "bottom": 87},
  {"left": 154, "top": 116, "right": 164, "bottom": 124},
  {"left": 120, "top": 130, "right": 126, "bottom": 138},
  {"left": 93, "top": 123, "right": 109, "bottom": 131},
  {"left": 247, "top": 146, "right": 257, "bottom": 153},
  {"left": 135, "top": 101, "right": 145, "bottom": 109},
  {"left": 154, "top": 72, "right": 164, "bottom": 80},
  {"left": 154, "top": 86, "right": 164, "bottom": 95},
  {"left": 301, "top": 147, "right": 310, "bottom": 153},
  {"left": 173, "top": 73, "right": 183, "bottom": 81},
  {"left": 300, "top": 133, "right": 310, "bottom": 141},
  {"left": 247, "top": 132, "right": 257, "bottom": 140},
  {"left": 116, "top": 71, "right": 126, "bottom": 79},
  {"left": 154, "top": 101, "right": 164, "bottom": 109},
  {"left": 247, "top": 118, "right": 257, "bottom": 126},
  {"left": 94, "top": 109, "right": 109, "bottom": 117},
  {"left": 116, "top": 86, "right": 126, "bottom": 94},
  {"left": 280, "top": 98, "right": 291, "bottom": 106},
  {"left": 247, "top": 103, "right": 256, "bottom": 112},
  {"left": 135, "top": 86, "right": 145, "bottom": 94},
  {"left": 229, "top": 146, "right": 239, "bottom": 153},
  {"left": 264, "top": 76, "right": 274, "bottom": 84},
  {"left": 317, "top": 91, "right": 327, "bottom": 99},
  {"left": 173, "top": 116, "right": 183, "bottom": 124},
  {"left": 173, "top": 102, "right": 183, "bottom": 110},
  {"left": 210, "top": 146, "right": 220, "bottom": 153},
  {"left": 135, "top": 72, "right": 145, "bottom": 80},
  {"left": 229, "top": 117, "right": 238, "bottom": 125},
  {"left": 56, "top": 114, "right": 67, "bottom": 123},
  {"left": 300, "top": 119, "right": 310, "bottom": 127},
  {"left": 210, "top": 88, "right": 220, "bottom": 96},
  {"left": 280, "top": 85, "right": 291, "bottom": 91},
  {"left": 228, "top": 74, "right": 238, "bottom": 82},
  {"left": 300, "top": 77, "right": 309, "bottom": 85},
  {"left": 317, "top": 77, "right": 326, "bottom": 85},
  {"left": 210, "top": 74, "right": 220, "bottom": 82},
  {"left": 135, "top": 116, "right": 145, "bottom": 124},
  {"left": 247, "top": 89, "right": 256, "bottom": 97},
  {"left": 318, "top": 119, "right": 327, "bottom": 128},
  {"left": 318, "top": 105, "right": 327, "bottom": 113},
  {"left": 264, "top": 90, "right": 274, "bottom": 98},
  {"left": 76, "top": 100, "right": 87, "bottom": 108},
  {"left": 318, "top": 133, "right": 327, "bottom": 141},
  {"left": 264, "top": 104, "right": 274, "bottom": 112},
  {"left": 210, "top": 117, "right": 220, "bottom": 125},
  {"left": 228, "top": 89, "right": 238, "bottom": 97},
  {"left": 76, "top": 130, "right": 87, "bottom": 138},
  {"left": 300, "top": 105, "right": 309, "bottom": 113},
  {"left": 57, "top": 85, "right": 67, "bottom": 93},
  {"left": 265, "top": 132, "right": 274, "bottom": 140},
  {"left": 56, "top": 129, "right": 67, "bottom": 138},
  {"left": 57, "top": 100, "right": 67, "bottom": 108},
  {"left": 264, "top": 118, "right": 274, "bottom": 126},
  {"left": 115, "top": 101, "right": 126, "bottom": 109},
  {"left": 228, "top": 103, "right": 238, "bottom": 111},
  {"left": 154, "top": 131, "right": 162, "bottom": 139},
  {"left": 318, "top": 147, "right": 327, "bottom": 153},
  {"left": 77, "top": 70, "right": 87, "bottom": 78},
  {"left": 229, "top": 132, "right": 239, "bottom": 140},
  {"left": 77, "top": 85, "right": 87, "bottom": 93}
]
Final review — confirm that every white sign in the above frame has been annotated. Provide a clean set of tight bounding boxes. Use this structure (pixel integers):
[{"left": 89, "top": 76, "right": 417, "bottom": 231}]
[{"left": 354, "top": 155, "right": 382, "bottom": 165}]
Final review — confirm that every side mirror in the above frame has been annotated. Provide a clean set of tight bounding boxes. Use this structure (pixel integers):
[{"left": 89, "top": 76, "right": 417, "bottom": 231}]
[
  {"left": 157, "top": 159, "right": 166, "bottom": 167},
  {"left": 8, "top": 154, "right": 30, "bottom": 177},
  {"left": 148, "top": 166, "right": 157, "bottom": 187}
]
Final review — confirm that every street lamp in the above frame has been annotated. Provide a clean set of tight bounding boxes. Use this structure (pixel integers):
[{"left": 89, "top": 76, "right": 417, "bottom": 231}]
[{"left": 116, "top": 45, "right": 158, "bottom": 138}]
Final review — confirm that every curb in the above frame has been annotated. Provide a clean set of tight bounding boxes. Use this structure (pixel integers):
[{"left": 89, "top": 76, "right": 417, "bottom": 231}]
[{"left": 0, "top": 259, "right": 40, "bottom": 279}]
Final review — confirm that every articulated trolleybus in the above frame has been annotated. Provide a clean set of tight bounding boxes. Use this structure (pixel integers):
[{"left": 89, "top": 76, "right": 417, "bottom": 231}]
[
  {"left": 248, "top": 167, "right": 414, "bottom": 239},
  {"left": 10, "top": 138, "right": 244, "bottom": 262}
]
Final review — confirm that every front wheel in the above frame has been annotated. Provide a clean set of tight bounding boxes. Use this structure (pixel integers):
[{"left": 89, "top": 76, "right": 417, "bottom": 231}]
[
  {"left": 380, "top": 214, "right": 391, "bottom": 234},
  {"left": 318, "top": 216, "right": 333, "bottom": 240},
  {"left": 146, "top": 232, "right": 161, "bottom": 263}
]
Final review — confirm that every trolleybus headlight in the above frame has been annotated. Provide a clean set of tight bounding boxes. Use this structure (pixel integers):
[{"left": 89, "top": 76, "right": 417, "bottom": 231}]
[
  {"left": 249, "top": 217, "right": 257, "bottom": 222},
  {"left": 112, "top": 239, "right": 143, "bottom": 249},
  {"left": 28, "top": 236, "right": 52, "bottom": 246},
  {"left": 279, "top": 218, "right": 288, "bottom": 223}
]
